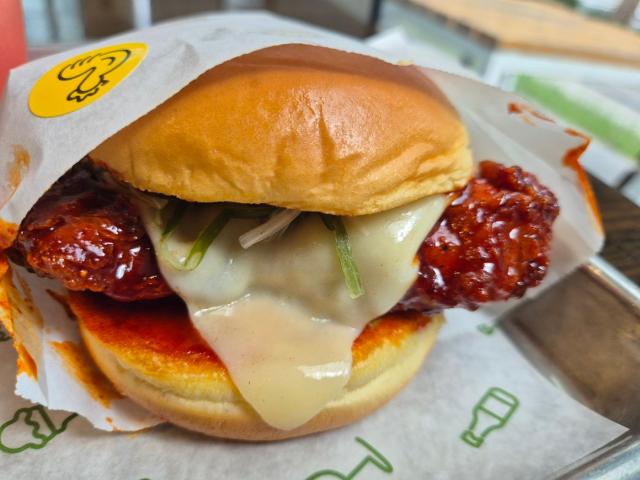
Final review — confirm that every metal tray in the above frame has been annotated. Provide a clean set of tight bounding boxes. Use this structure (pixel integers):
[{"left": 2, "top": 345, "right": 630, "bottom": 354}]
[{"left": 500, "top": 256, "right": 640, "bottom": 478}]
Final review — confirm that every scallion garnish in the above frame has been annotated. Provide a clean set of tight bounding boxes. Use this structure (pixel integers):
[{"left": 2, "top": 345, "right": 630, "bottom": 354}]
[
  {"left": 160, "top": 202, "right": 275, "bottom": 270},
  {"left": 239, "top": 209, "right": 301, "bottom": 249},
  {"left": 321, "top": 214, "right": 364, "bottom": 299},
  {"left": 160, "top": 208, "right": 230, "bottom": 271},
  {"left": 160, "top": 200, "right": 188, "bottom": 240},
  {"left": 180, "top": 211, "right": 230, "bottom": 270},
  {"left": 158, "top": 199, "right": 189, "bottom": 270}
]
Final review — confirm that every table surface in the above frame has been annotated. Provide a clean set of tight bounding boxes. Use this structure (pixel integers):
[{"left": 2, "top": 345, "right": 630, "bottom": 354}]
[
  {"left": 407, "top": 0, "right": 640, "bottom": 66},
  {"left": 592, "top": 175, "right": 640, "bottom": 284}
]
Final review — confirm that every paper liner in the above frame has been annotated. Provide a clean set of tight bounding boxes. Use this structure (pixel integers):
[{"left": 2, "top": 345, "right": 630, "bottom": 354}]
[{"left": 0, "top": 11, "right": 608, "bottom": 440}]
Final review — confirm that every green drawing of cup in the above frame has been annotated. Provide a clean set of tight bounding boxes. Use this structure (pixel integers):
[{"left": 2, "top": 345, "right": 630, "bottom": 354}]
[
  {"left": 461, "top": 387, "right": 519, "bottom": 448},
  {"left": 306, "top": 437, "right": 393, "bottom": 479},
  {"left": 0, "top": 405, "right": 77, "bottom": 454}
]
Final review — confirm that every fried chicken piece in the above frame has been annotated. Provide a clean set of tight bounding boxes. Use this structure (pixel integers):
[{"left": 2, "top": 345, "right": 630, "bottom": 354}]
[
  {"left": 10, "top": 159, "right": 558, "bottom": 312},
  {"left": 395, "top": 160, "right": 559, "bottom": 313},
  {"left": 9, "top": 161, "right": 172, "bottom": 301}
]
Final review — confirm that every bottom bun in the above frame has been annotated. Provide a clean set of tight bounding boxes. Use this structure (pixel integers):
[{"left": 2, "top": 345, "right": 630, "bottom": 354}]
[{"left": 69, "top": 293, "right": 443, "bottom": 441}]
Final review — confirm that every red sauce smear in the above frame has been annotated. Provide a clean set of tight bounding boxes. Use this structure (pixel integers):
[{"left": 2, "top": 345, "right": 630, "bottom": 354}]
[
  {"left": 508, "top": 102, "right": 602, "bottom": 233},
  {"left": 68, "top": 293, "right": 220, "bottom": 367},
  {"left": 395, "top": 160, "right": 559, "bottom": 313},
  {"left": 563, "top": 128, "right": 603, "bottom": 233},
  {"left": 67, "top": 292, "right": 430, "bottom": 370},
  {"left": 508, "top": 101, "right": 553, "bottom": 122}
]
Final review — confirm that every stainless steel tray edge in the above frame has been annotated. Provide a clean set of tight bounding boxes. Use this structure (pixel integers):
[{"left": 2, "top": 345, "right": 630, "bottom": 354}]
[{"left": 501, "top": 256, "right": 639, "bottom": 479}]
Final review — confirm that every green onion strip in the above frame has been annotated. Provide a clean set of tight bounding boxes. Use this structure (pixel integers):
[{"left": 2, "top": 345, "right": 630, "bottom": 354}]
[
  {"left": 159, "top": 200, "right": 228, "bottom": 271},
  {"left": 179, "top": 211, "right": 230, "bottom": 270},
  {"left": 159, "top": 202, "right": 276, "bottom": 272},
  {"left": 160, "top": 200, "right": 188, "bottom": 240},
  {"left": 321, "top": 215, "right": 365, "bottom": 299},
  {"left": 158, "top": 201, "right": 365, "bottom": 300}
]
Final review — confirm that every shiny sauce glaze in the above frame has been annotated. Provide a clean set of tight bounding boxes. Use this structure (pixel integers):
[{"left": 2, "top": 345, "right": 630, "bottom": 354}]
[
  {"left": 9, "top": 160, "right": 560, "bottom": 313},
  {"left": 395, "top": 160, "right": 560, "bottom": 313},
  {"left": 9, "top": 161, "right": 171, "bottom": 301}
]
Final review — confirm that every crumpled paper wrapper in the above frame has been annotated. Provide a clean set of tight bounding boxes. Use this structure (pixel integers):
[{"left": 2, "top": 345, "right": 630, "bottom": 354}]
[{"left": 0, "top": 11, "right": 626, "bottom": 479}]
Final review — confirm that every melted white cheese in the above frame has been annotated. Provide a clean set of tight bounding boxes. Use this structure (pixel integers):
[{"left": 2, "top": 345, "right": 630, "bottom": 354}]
[{"left": 140, "top": 195, "right": 446, "bottom": 430}]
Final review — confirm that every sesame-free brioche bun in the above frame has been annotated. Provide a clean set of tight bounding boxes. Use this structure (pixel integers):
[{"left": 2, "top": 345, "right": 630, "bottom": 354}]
[
  {"left": 69, "top": 292, "right": 443, "bottom": 441},
  {"left": 90, "top": 44, "right": 472, "bottom": 216}
]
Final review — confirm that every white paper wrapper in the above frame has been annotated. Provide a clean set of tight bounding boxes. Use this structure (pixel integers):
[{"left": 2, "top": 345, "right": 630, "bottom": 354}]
[{"left": 0, "top": 11, "right": 625, "bottom": 478}]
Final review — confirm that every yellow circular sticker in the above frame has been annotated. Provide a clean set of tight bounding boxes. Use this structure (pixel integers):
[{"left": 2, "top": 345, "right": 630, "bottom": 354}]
[{"left": 29, "top": 42, "right": 147, "bottom": 118}]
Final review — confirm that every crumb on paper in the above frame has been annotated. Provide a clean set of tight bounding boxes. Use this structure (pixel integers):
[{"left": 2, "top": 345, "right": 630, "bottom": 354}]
[
  {"left": 50, "top": 340, "right": 123, "bottom": 407},
  {"left": 105, "top": 416, "right": 122, "bottom": 432}
]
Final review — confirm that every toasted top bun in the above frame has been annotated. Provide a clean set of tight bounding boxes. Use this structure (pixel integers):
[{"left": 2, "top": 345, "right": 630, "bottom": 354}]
[
  {"left": 69, "top": 292, "right": 443, "bottom": 441},
  {"left": 91, "top": 44, "right": 472, "bottom": 215}
]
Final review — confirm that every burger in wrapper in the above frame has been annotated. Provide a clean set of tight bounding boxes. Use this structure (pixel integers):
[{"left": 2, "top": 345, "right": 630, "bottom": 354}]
[{"left": 1, "top": 45, "right": 561, "bottom": 440}]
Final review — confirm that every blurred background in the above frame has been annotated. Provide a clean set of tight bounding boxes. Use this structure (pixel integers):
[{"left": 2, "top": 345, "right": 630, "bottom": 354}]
[
  {"left": 3, "top": 0, "right": 640, "bottom": 443},
  {"left": 3, "top": 2, "right": 639, "bottom": 457},
  {"left": 12, "top": 0, "right": 640, "bottom": 210}
]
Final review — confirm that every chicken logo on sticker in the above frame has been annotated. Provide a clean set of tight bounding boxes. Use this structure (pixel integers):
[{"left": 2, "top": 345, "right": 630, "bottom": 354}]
[{"left": 29, "top": 42, "right": 147, "bottom": 118}]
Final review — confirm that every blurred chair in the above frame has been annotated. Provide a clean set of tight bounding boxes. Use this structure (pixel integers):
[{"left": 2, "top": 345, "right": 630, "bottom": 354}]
[
  {"left": 613, "top": 0, "right": 640, "bottom": 23},
  {"left": 373, "top": 0, "right": 640, "bottom": 204},
  {"left": 81, "top": 0, "right": 135, "bottom": 37},
  {"left": 151, "top": 0, "right": 223, "bottom": 22},
  {"left": 55, "top": 0, "right": 375, "bottom": 40}
]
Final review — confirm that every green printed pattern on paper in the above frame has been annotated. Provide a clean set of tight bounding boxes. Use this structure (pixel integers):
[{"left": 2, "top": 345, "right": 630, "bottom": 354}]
[
  {"left": 306, "top": 437, "right": 393, "bottom": 479},
  {"left": 0, "top": 405, "right": 77, "bottom": 454},
  {"left": 477, "top": 323, "right": 496, "bottom": 336},
  {"left": 461, "top": 387, "right": 519, "bottom": 448}
]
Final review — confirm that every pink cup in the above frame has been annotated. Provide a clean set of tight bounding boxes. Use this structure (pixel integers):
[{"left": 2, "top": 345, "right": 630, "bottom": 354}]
[{"left": 0, "top": 0, "right": 27, "bottom": 92}]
